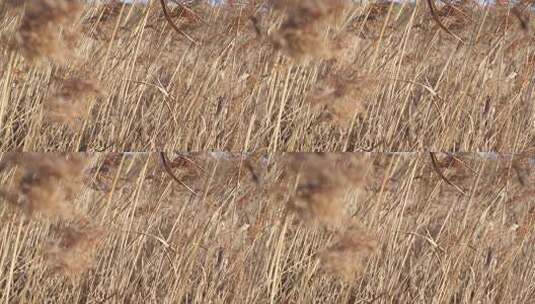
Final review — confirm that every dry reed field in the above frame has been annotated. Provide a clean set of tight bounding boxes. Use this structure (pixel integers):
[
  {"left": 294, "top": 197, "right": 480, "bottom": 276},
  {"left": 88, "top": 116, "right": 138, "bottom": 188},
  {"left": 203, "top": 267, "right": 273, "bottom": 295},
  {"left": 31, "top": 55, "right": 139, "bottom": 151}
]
[
  {"left": 1, "top": 0, "right": 535, "bottom": 151},
  {"left": 1, "top": 152, "right": 535, "bottom": 303}
]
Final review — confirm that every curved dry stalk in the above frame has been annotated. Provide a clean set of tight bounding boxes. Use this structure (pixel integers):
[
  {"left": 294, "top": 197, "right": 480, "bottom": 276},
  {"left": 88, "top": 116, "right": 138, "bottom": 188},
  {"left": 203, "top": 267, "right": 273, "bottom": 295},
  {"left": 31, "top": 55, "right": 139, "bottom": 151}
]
[
  {"left": 159, "top": 0, "right": 197, "bottom": 45},
  {"left": 383, "top": 77, "right": 443, "bottom": 100},
  {"left": 426, "top": 0, "right": 464, "bottom": 44},
  {"left": 159, "top": 152, "right": 198, "bottom": 196}
]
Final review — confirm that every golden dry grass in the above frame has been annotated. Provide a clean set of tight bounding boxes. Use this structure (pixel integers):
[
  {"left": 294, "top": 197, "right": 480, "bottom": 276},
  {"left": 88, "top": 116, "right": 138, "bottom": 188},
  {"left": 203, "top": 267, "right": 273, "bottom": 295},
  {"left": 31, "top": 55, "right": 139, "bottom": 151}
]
[
  {"left": 1, "top": 1, "right": 535, "bottom": 302},
  {"left": 0, "top": 1, "right": 534, "bottom": 151},
  {"left": 1, "top": 152, "right": 535, "bottom": 302}
]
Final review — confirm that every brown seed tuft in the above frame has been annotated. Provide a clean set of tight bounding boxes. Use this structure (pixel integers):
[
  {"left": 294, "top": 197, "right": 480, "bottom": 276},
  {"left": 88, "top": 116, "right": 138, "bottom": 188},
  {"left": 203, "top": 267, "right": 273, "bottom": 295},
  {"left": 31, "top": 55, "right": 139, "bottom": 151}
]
[
  {"left": 269, "top": 0, "right": 349, "bottom": 62},
  {"left": 15, "top": 0, "right": 82, "bottom": 63},
  {"left": 0, "top": 153, "right": 87, "bottom": 219},
  {"left": 286, "top": 154, "right": 368, "bottom": 227},
  {"left": 45, "top": 78, "right": 103, "bottom": 127},
  {"left": 307, "top": 74, "right": 378, "bottom": 127},
  {"left": 320, "top": 223, "right": 378, "bottom": 282},
  {"left": 43, "top": 224, "right": 106, "bottom": 278},
  {"left": 270, "top": 27, "right": 331, "bottom": 63}
]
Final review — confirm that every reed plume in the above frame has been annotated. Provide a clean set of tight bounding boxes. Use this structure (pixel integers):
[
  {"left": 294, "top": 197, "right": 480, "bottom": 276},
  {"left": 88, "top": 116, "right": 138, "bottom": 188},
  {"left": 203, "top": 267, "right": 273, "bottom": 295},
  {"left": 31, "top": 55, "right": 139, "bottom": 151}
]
[
  {"left": 320, "top": 223, "right": 378, "bottom": 282},
  {"left": 0, "top": 153, "right": 86, "bottom": 219},
  {"left": 286, "top": 153, "right": 368, "bottom": 227},
  {"left": 43, "top": 223, "right": 106, "bottom": 278},
  {"left": 270, "top": 0, "right": 349, "bottom": 62},
  {"left": 15, "top": 0, "right": 82, "bottom": 63},
  {"left": 44, "top": 77, "right": 103, "bottom": 127}
]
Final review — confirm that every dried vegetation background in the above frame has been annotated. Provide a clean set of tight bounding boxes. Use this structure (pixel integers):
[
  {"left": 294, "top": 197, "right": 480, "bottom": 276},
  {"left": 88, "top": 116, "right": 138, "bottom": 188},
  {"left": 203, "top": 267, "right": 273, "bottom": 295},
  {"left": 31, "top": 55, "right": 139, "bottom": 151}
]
[
  {"left": 1, "top": 0, "right": 535, "bottom": 151},
  {"left": 1, "top": 152, "right": 535, "bottom": 302}
]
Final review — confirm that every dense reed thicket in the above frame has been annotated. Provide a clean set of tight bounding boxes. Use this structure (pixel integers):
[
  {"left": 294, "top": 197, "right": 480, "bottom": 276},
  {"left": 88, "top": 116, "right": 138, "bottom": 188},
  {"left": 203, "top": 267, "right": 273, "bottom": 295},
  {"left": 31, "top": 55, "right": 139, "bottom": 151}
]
[
  {"left": 1, "top": 152, "right": 535, "bottom": 303},
  {"left": 0, "top": 0, "right": 534, "bottom": 151}
]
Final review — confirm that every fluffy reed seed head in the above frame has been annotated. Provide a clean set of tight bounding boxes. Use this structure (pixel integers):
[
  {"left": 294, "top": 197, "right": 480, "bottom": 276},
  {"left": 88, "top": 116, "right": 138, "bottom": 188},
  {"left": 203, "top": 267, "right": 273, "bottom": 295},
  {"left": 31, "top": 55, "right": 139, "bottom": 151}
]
[
  {"left": 15, "top": 0, "right": 82, "bottom": 63},
  {"left": 44, "top": 77, "right": 103, "bottom": 127},
  {"left": 269, "top": 0, "right": 349, "bottom": 62},
  {"left": 319, "top": 223, "right": 378, "bottom": 282},
  {"left": 43, "top": 223, "right": 106, "bottom": 279},
  {"left": 0, "top": 153, "right": 87, "bottom": 219},
  {"left": 271, "top": 0, "right": 348, "bottom": 26},
  {"left": 286, "top": 154, "right": 368, "bottom": 227},
  {"left": 307, "top": 74, "right": 378, "bottom": 127}
]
